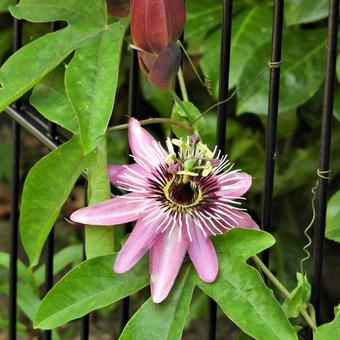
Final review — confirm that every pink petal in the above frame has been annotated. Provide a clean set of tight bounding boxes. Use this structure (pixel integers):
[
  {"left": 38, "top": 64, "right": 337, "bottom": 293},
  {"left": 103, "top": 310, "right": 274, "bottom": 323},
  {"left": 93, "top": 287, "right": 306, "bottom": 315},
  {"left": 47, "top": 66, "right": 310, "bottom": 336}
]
[
  {"left": 108, "top": 164, "right": 149, "bottom": 189},
  {"left": 218, "top": 172, "right": 252, "bottom": 197},
  {"left": 188, "top": 225, "right": 218, "bottom": 283},
  {"left": 114, "top": 208, "right": 163, "bottom": 273},
  {"left": 150, "top": 226, "right": 188, "bottom": 303},
  {"left": 128, "top": 118, "right": 167, "bottom": 169},
  {"left": 211, "top": 209, "right": 259, "bottom": 231},
  {"left": 70, "top": 193, "right": 147, "bottom": 226}
]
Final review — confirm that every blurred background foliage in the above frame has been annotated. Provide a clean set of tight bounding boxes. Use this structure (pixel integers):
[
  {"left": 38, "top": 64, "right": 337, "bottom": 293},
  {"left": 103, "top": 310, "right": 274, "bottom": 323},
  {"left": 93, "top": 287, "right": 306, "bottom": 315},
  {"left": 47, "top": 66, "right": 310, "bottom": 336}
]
[{"left": 0, "top": 0, "right": 340, "bottom": 338}]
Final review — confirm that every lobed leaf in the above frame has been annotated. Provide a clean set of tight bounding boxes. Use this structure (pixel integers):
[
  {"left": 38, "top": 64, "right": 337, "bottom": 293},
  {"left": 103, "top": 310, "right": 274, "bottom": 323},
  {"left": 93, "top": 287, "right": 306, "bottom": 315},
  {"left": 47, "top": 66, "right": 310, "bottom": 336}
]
[
  {"left": 314, "top": 306, "right": 340, "bottom": 340},
  {"left": 201, "top": 5, "right": 272, "bottom": 96},
  {"left": 0, "top": 25, "right": 103, "bottom": 112},
  {"left": 65, "top": 23, "right": 124, "bottom": 154},
  {"left": 120, "top": 265, "right": 195, "bottom": 340},
  {"left": 30, "top": 65, "right": 79, "bottom": 134},
  {"left": 0, "top": 252, "right": 40, "bottom": 321},
  {"left": 185, "top": 0, "right": 222, "bottom": 39},
  {"left": 33, "top": 244, "right": 83, "bottom": 286},
  {"left": 0, "top": 0, "right": 109, "bottom": 112},
  {"left": 199, "top": 229, "right": 298, "bottom": 340},
  {"left": 20, "top": 137, "right": 89, "bottom": 267},
  {"left": 34, "top": 254, "right": 149, "bottom": 329},
  {"left": 285, "top": 0, "right": 329, "bottom": 26},
  {"left": 10, "top": 0, "right": 107, "bottom": 27},
  {"left": 237, "top": 29, "right": 326, "bottom": 115}
]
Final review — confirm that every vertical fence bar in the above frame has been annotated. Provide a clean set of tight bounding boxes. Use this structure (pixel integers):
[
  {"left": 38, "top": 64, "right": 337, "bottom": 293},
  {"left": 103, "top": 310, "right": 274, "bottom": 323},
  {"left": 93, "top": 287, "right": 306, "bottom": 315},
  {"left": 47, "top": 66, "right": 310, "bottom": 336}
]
[
  {"left": 8, "top": 15, "right": 22, "bottom": 340},
  {"left": 216, "top": 0, "right": 233, "bottom": 153},
  {"left": 81, "top": 184, "right": 90, "bottom": 340},
  {"left": 44, "top": 220, "right": 54, "bottom": 340},
  {"left": 120, "top": 49, "right": 139, "bottom": 334},
  {"left": 209, "top": 1, "right": 233, "bottom": 339},
  {"left": 261, "top": 0, "right": 284, "bottom": 268},
  {"left": 312, "top": 0, "right": 339, "bottom": 323},
  {"left": 43, "top": 22, "right": 60, "bottom": 340}
]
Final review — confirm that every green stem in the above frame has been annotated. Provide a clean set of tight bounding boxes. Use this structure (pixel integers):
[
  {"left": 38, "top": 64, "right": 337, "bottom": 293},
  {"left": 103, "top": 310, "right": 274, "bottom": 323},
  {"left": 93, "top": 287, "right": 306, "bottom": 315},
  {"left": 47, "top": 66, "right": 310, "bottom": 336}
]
[
  {"left": 252, "top": 255, "right": 291, "bottom": 298},
  {"left": 252, "top": 255, "right": 317, "bottom": 331},
  {"left": 177, "top": 66, "right": 189, "bottom": 101},
  {"left": 107, "top": 117, "right": 194, "bottom": 134},
  {"left": 300, "top": 308, "right": 317, "bottom": 331},
  {"left": 85, "top": 138, "right": 114, "bottom": 258},
  {"left": 177, "top": 40, "right": 206, "bottom": 87},
  {"left": 169, "top": 89, "right": 192, "bottom": 118}
]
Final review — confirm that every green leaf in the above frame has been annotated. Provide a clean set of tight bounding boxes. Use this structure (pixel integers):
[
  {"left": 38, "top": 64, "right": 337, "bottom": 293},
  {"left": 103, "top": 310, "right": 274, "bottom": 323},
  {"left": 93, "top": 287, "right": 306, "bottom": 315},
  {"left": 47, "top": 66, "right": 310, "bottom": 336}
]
[
  {"left": 285, "top": 0, "right": 328, "bottom": 26},
  {"left": 34, "top": 254, "right": 149, "bottom": 329},
  {"left": 185, "top": 0, "right": 222, "bottom": 40},
  {"left": 0, "top": 28, "right": 12, "bottom": 61},
  {"left": 326, "top": 190, "right": 340, "bottom": 243},
  {"left": 333, "top": 85, "right": 340, "bottom": 122},
  {"left": 10, "top": 0, "right": 107, "bottom": 27},
  {"left": 0, "top": 253, "right": 40, "bottom": 321},
  {"left": 314, "top": 306, "right": 340, "bottom": 340},
  {"left": 199, "top": 229, "right": 297, "bottom": 340},
  {"left": 120, "top": 265, "right": 195, "bottom": 340},
  {"left": 0, "top": 0, "right": 108, "bottom": 112},
  {"left": 85, "top": 138, "right": 114, "bottom": 258},
  {"left": 20, "top": 137, "right": 88, "bottom": 267},
  {"left": 30, "top": 65, "right": 79, "bottom": 134},
  {"left": 0, "top": 26, "right": 103, "bottom": 112},
  {"left": 17, "top": 284, "right": 41, "bottom": 322},
  {"left": 140, "top": 75, "right": 173, "bottom": 116},
  {"left": 65, "top": 23, "right": 124, "bottom": 154},
  {"left": 201, "top": 5, "right": 272, "bottom": 96},
  {"left": 237, "top": 29, "right": 326, "bottom": 115},
  {"left": 0, "top": 0, "right": 15, "bottom": 13},
  {"left": 33, "top": 244, "right": 83, "bottom": 286},
  {"left": 185, "top": 0, "right": 248, "bottom": 40},
  {"left": 282, "top": 273, "right": 311, "bottom": 318},
  {"left": 0, "top": 252, "right": 37, "bottom": 294},
  {"left": 171, "top": 100, "right": 205, "bottom": 139}
]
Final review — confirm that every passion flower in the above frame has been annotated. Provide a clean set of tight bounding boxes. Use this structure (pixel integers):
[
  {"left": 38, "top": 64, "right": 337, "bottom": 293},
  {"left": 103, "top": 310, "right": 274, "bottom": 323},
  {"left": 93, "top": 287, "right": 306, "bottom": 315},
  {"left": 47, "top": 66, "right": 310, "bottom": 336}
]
[{"left": 70, "top": 119, "right": 258, "bottom": 303}]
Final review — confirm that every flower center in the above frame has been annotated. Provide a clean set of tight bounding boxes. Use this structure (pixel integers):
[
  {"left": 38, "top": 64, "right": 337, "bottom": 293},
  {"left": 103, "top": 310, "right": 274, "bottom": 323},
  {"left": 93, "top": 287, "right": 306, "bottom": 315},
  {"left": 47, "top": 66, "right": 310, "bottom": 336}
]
[
  {"left": 162, "top": 177, "right": 203, "bottom": 212},
  {"left": 169, "top": 180, "right": 198, "bottom": 206}
]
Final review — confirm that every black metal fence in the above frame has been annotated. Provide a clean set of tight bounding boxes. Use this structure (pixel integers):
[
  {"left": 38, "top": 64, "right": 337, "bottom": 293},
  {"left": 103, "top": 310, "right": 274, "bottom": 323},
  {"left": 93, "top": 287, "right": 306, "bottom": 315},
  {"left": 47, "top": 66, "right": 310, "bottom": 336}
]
[{"left": 3, "top": 0, "right": 340, "bottom": 339}]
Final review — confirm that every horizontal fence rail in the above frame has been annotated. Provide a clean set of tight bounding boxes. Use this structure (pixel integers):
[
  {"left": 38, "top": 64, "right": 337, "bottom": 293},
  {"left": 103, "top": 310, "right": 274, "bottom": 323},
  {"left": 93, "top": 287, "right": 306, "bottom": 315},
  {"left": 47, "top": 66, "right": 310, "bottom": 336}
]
[{"left": 2, "top": 0, "right": 338, "bottom": 339}]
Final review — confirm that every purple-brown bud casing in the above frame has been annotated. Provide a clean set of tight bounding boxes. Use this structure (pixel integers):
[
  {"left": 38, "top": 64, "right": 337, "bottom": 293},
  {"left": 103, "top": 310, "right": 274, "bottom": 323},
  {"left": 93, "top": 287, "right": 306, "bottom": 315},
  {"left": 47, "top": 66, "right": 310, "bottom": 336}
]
[
  {"left": 106, "top": 0, "right": 130, "bottom": 17},
  {"left": 131, "top": 0, "right": 186, "bottom": 54},
  {"left": 138, "top": 42, "right": 182, "bottom": 89}
]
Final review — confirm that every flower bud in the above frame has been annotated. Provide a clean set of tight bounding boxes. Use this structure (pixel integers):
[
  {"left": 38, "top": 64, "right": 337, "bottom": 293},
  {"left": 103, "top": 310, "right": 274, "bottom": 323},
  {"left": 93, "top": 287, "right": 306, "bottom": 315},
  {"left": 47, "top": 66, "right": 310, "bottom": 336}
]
[
  {"left": 106, "top": 0, "right": 130, "bottom": 17},
  {"left": 138, "top": 42, "right": 181, "bottom": 89},
  {"left": 189, "top": 135, "right": 200, "bottom": 145},
  {"left": 131, "top": 0, "right": 186, "bottom": 54}
]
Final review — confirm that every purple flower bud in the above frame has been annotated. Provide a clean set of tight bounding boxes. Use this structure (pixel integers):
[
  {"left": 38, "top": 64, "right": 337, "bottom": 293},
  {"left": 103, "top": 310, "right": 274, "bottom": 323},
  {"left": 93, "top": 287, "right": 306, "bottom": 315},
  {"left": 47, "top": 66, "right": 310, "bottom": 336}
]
[
  {"left": 138, "top": 42, "right": 181, "bottom": 89},
  {"left": 168, "top": 162, "right": 182, "bottom": 174},
  {"left": 190, "top": 135, "right": 200, "bottom": 145},
  {"left": 210, "top": 158, "right": 220, "bottom": 167},
  {"left": 131, "top": 0, "right": 186, "bottom": 54}
]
